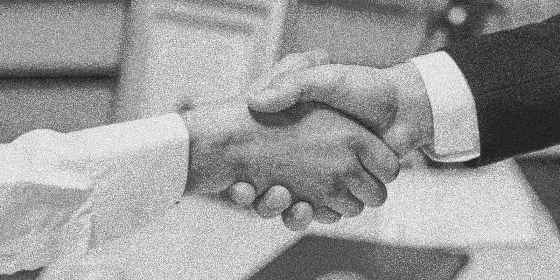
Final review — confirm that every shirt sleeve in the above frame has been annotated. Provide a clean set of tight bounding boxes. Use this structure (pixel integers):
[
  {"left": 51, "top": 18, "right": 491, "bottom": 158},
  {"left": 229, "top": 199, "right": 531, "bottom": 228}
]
[
  {"left": 411, "top": 51, "right": 481, "bottom": 163},
  {"left": 0, "top": 113, "right": 190, "bottom": 274}
]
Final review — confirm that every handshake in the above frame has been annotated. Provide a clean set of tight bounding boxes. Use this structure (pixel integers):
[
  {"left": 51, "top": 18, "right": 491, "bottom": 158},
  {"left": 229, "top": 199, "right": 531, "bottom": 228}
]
[{"left": 183, "top": 50, "right": 434, "bottom": 231}]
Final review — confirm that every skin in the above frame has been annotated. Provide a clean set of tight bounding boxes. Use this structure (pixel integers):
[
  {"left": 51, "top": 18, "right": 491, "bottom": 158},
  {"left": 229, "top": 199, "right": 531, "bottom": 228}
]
[
  {"left": 245, "top": 50, "right": 434, "bottom": 229},
  {"left": 248, "top": 50, "right": 434, "bottom": 160},
  {"left": 182, "top": 99, "right": 399, "bottom": 230}
]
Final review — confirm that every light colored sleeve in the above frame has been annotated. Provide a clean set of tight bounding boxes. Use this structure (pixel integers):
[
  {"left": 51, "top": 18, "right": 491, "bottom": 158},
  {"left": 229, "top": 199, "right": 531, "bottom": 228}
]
[
  {"left": 0, "top": 113, "right": 190, "bottom": 274},
  {"left": 411, "top": 51, "right": 481, "bottom": 163}
]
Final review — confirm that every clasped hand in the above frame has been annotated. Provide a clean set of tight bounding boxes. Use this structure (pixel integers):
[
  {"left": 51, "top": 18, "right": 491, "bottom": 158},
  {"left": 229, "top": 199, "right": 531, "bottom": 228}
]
[{"left": 183, "top": 50, "right": 433, "bottom": 231}]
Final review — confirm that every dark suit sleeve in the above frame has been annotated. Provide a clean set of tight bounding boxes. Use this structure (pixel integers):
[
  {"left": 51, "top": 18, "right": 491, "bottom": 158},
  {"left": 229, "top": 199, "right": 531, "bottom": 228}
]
[{"left": 441, "top": 15, "right": 560, "bottom": 167}]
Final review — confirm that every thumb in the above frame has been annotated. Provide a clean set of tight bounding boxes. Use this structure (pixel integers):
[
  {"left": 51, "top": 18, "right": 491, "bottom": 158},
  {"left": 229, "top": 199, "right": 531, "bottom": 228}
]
[
  {"left": 248, "top": 49, "right": 330, "bottom": 113},
  {"left": 247, "top": 78, "right": 302, "bottom": 113},
  {"left": 258, "top": 64, "right": 396, "bottom": 136},
  {"left": 248, "top": 63, "right": 348, "bottom": 113}
]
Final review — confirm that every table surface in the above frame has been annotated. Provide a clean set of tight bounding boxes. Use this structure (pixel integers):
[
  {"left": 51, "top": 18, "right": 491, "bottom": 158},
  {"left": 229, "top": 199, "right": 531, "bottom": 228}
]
[{"left": 28, "top": 158, "right": 560, "bottom": 280}]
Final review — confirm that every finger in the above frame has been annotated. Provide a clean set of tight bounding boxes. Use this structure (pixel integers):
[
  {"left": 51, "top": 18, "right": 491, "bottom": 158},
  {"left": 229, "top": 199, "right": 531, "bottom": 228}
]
[
  {"left": 282, "top": 201, "right": 314, "bottom": 231},
  {"left": 314, "top": 206, "right": 342, "bottom": 224},
  {"left": 347, "top": 171, "right": 387, "bottom": 208},
  {"left": 272, "top": 49, "right": 331, "bottom": 78},
  {"left": 247, "top": 50, "right": 331, "bottom": 112},
  {"left": 324, "top": 189, "right": 364, "bottom": 218},
  {"left": 252, "top": 49, "right": 329, "bottom": 91},
  {"left": 228, "top": 182, "right": 257, "bottom": 206},
  {"left": 249, "top": 63, "right": 364, "bottom": 114},
  {"left": 248, "top": 77, "right": 303, "bottom": 113},
  {"left": 248, "top": 49, "right": 330, "bottom": 96},
  {"left": 354, "top": 133, "right": 401, "bottom": 184},
  {"left": 252, "top": 64, "right": 398, "bottom": 143},
  {"left": 255, "top": 185, "right": 292, "bottom": 219}
]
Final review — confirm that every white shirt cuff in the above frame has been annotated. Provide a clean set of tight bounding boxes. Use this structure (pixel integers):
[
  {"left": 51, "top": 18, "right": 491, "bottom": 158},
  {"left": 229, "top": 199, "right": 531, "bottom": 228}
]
[
  {"left": 411, "top": 51, "right": 481, "bottom": 163},
  {"left": 0, "top": 113, "right": 190, "bottom": 274},
  {"left": 68, "top": 113, "right": 190, "bottom": 243}
]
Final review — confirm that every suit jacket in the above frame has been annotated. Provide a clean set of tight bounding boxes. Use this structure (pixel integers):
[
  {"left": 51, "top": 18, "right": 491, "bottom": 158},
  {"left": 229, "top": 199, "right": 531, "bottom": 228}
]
[{"left": 442, "top": 15, "right": 560, "bottom": 166}]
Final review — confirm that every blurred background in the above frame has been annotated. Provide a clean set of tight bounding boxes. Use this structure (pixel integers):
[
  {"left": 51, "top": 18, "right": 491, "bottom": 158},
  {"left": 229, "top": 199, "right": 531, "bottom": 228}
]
[{"left": 2, "top": 0, "right": 560, "bottom": 279}]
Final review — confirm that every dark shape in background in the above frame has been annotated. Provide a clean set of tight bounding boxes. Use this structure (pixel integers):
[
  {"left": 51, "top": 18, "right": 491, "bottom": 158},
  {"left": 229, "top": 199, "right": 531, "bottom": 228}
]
[
  {"left": 0, "top": 269, "right": 42, "bottom": 280},
  {"left": 248, "top": 235, "right": 469, "bottom": 280},
  {"left": 427, "top": 0, "right": 504, "bottom": 42}
]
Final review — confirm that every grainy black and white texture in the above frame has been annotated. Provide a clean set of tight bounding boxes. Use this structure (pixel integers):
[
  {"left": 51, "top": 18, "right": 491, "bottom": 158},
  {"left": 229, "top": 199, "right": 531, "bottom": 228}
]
[{"left": 1, "top": 0, "right": 560, "bottom": 279}]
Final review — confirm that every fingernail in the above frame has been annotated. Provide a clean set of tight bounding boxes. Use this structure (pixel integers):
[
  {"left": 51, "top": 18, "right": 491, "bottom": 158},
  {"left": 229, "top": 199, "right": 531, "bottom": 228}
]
[
  {"left": 230, "top": 182, "right": 256, "bottom": 206},
  {"left": 283, "top": 201, "right": 313, "bottom": 231},
  {"left": 256, "top": 185, "right": 291, "bottom": 218}
]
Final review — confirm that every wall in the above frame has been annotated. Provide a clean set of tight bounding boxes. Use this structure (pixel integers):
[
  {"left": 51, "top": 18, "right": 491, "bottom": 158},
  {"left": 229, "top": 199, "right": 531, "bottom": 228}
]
[
  {"left": 0, "top": 0, "right": 124, "bottom": 144},
  {"left": 116, "top": 0, "right": 289, "bottom": 121}
]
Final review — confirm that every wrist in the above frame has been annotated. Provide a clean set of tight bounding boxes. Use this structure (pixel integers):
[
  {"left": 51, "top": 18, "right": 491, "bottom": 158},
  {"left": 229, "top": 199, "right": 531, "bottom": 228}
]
[
  {"left": 181, "top": 102, "right": 253, "bottom": 172},
  {"left": 181, "top": 108, "right": 206, "bottom": 150},
  {"left": 384, "top": 61, "right": 434, "bottom": 155},
  {"left": 182, "top": 103, "right": 243, "bottom": 149},
  {"left": 181, "top": 105, "right": 235, "bottom": 193}
]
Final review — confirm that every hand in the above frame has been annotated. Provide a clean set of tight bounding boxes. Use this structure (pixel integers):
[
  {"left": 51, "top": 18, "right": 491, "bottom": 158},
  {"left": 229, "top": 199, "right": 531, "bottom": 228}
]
[
  {"left": 182, "top": 99, "right": 399, "bottom": 230},
  {"left": 226, "top": 182, "right": 347, "bottom": 230},
  {"left": 247, "top": 49, "right": 434, "bottom": 159}
]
